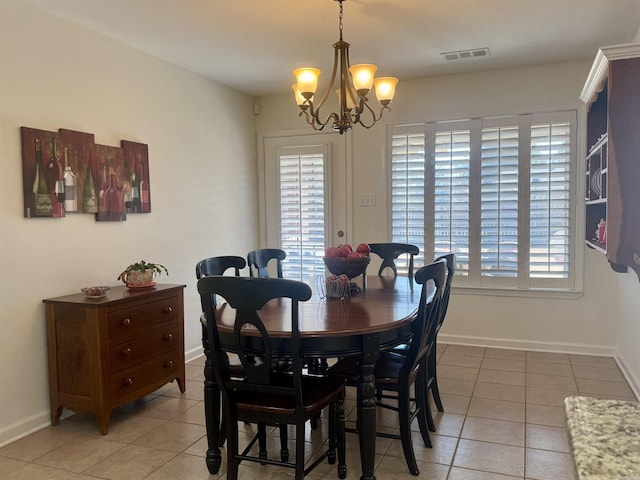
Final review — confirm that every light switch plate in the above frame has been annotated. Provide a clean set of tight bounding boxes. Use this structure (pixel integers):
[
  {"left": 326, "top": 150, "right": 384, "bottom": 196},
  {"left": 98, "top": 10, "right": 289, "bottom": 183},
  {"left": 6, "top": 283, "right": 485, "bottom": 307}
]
[{"left": 359, "top": 194, "right": 376, "bottom": 206}]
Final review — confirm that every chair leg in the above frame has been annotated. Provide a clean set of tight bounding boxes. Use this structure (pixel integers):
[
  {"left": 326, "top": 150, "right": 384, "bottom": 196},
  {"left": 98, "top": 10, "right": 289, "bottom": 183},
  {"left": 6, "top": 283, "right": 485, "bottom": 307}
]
[
  {"left": 295, "top": 422, "right": 306, "bottom": 480},
  {"left": 430, "top": 377, "right": 444, "bottom": 413},
  {"left": 429, "top": 347, "right": 444, "bottom": 412},
  {"left": 279, "top": 424, "right": 289, "bottom": 462},
  {"left": 258, "top": 423, "right": 267, "bottom": 465},
  {"left": 415, "top": 374, "right": 433, "bottom": 447},
  {"left": 425, "top": 398, "right": 436, "bottom": 433},
  {"left": 203, "top": 355, "right": 222, "bottom": 473},
  {"left": 310, "top": 414, "right": 319, "bottom": 429},
  {"left": 337, "top": 394, "right": 347, "bottom": 479},
  {"left": 398, "top": 388, "right": 419, "bottom": 475},
  {"left": 218, "top": 397, "right": 228, "bottom": 447},
  {"left": 226, "top": 408, "right": 240, "bottom": 480},
  {"left": 328, "top": 403, "right": 336, "bottom": 464}
]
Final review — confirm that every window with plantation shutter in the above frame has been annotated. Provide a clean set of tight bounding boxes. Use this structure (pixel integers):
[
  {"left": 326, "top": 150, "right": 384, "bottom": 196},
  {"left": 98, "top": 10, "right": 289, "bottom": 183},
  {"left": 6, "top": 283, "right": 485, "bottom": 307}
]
[
  {"left": 391, "top": 128, "right": 426, "bottom": 270},
  {"left": 279, "top": 150, "right": 327, "bottom": 280},
  {"left": 481, "top": 124, "right": 519, "bottom": 278},
  {"left": 389, "top": 111, "right": 577, "bottom": 292},
  {"left": 529, "top": 120, "right": 571, "bottom": 280},
  {"left": 434, "top": 128, "right": 470, "bottom": 276}
]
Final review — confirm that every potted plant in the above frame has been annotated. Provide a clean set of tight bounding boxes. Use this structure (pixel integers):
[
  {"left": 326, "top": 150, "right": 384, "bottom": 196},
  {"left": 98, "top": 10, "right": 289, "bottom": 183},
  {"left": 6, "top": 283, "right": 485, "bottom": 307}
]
[{"left": 118, "top": 260, "right": 168, "bottom": 288}]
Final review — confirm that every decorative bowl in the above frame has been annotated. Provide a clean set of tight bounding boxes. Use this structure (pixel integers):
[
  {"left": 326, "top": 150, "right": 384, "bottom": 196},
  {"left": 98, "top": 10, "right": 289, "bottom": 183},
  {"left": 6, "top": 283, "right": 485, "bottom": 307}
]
[
  {"left": 318, "top": 274, "right": 351, "bottom": 299},
  {"left": 81, "top": 286, "right": 110, "bottom": 298},
  {"left": 323, "top": 256, "right": 370, "bottom": 279}
]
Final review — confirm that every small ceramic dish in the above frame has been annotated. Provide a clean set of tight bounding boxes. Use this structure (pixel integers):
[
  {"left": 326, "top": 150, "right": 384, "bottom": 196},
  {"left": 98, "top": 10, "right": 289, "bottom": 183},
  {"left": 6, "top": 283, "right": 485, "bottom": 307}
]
[{"left": 81, "top": 286, "right": 110, "bottom": 298}]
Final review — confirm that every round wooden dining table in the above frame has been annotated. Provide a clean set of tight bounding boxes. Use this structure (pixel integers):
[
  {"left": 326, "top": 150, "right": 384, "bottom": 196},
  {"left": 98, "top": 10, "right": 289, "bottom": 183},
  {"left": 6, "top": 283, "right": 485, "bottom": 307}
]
[{"left": 201, "top": 275, "right": 423, "bottom": 480}]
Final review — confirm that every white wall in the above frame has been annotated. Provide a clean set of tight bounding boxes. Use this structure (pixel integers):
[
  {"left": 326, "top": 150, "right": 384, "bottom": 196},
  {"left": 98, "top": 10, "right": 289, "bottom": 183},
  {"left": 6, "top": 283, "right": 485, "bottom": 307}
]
[
  {"left": 256, "top": 61, "right": 640, "bottom": 382},
  {"left": 617, "top": 19, "right": 640, "bottom": 392},
  {"left": 614, "top": 269, "right": 640, "bottom": 396},
  {"left": 0, "top": 0, "right": 259, "bottom": 444}
]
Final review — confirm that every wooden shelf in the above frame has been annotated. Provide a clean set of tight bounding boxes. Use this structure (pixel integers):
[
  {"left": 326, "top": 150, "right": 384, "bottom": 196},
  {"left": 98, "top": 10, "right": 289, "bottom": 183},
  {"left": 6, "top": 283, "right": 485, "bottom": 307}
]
[{"left": 586, "top": 239, "right": 606, "bottom": 254}]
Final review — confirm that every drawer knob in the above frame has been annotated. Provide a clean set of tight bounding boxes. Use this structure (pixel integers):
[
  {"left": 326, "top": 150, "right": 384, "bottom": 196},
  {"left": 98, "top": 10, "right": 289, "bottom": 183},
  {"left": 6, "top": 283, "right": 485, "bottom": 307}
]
[
  {"left": 162, "top": 306, "right": 173, "bottom": 314},
  {"left": 123, "top": 378, "right": 133, "bottom": 386},
  {"left": 164, "top": 333, "right": 173, "bottom": 341},
  {"left": 165, "top": 360, "right": 174, "bottom": 369},
  {"left": 122, "top": 318, "right": 131, "bottom": 327},
  {"left": 122, "top": 347, "right": 132, "bottom": 356}
]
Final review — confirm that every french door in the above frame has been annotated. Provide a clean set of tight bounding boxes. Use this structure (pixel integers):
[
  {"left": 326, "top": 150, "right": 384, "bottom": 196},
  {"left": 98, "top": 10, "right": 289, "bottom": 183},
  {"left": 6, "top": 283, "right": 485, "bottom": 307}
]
[{"left": 262, "top": 133, "right": 350, "bottom": 281}]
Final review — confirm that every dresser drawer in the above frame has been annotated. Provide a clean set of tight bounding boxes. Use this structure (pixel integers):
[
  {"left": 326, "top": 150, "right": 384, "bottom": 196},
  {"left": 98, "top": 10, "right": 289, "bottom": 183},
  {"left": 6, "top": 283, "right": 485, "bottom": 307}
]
[
  {"left": 110, "top": 351, "right": 181, "bottom": 402},
  {"left": 109, "top": 323, "right": 180, "bottom": 373},
  {"left": 108, "top": 296, "right": 178, "bottom": 343}
]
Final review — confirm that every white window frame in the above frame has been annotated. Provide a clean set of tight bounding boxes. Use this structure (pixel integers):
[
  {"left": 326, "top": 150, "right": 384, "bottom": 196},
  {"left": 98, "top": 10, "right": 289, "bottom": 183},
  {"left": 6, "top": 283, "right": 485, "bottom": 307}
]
[{"left": 388, "top": 110, "right": 579, "bottom": 296}]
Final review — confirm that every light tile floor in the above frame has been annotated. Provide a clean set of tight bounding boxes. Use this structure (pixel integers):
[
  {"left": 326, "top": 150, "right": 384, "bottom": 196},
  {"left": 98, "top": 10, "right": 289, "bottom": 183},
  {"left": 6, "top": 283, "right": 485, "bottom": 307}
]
[{"left": 0, "top": 345, "right": 636, "bottom": 480}]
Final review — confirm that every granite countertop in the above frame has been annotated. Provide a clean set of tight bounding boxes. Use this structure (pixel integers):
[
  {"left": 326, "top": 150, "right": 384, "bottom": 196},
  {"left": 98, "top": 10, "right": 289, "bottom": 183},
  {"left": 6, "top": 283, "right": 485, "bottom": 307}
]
[{"left": 564, "top": 395, "right": 640, "bottom": 479}]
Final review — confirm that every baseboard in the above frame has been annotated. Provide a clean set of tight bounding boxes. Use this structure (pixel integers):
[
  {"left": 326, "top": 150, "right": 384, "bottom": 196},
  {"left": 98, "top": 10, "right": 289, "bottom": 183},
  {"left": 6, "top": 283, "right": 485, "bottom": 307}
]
[
  {"left": 185, "top": 346, "right": 204, "bottom": 363},
  {"left": 0, "top": 411, "right": 50, "bottom": 449},
  {"left": 438, "top": 333, "right": 617, "bottom": 356},
  {"left": 612, "top": 349, "right": 640, "bottom": 400}
]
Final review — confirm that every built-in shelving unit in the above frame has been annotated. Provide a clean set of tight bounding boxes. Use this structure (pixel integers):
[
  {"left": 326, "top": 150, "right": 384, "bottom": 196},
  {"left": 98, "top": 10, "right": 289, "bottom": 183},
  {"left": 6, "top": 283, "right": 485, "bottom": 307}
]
[{"left": 581, "top": 43, "right": 640, "bottom": 279}]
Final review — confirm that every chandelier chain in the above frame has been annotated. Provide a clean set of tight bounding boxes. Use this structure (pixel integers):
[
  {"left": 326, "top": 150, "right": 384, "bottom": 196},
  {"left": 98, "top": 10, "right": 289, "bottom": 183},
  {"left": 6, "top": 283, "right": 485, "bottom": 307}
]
[{"left": 338, "top": 0, "right": 344, "bottom": 40}]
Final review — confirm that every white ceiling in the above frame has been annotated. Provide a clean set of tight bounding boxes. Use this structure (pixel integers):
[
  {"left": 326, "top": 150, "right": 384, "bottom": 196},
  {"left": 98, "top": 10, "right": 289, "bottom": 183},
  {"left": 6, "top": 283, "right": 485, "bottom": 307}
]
[{"left": 19, "top": 0, "right": 640, "bottom": 97}]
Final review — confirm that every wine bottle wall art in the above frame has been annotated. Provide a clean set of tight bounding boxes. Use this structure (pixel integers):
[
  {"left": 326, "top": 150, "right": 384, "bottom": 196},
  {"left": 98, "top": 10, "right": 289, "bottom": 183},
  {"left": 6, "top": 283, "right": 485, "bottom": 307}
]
[{"left": 20, "top": 127, "right": 152, "bottom": 221}]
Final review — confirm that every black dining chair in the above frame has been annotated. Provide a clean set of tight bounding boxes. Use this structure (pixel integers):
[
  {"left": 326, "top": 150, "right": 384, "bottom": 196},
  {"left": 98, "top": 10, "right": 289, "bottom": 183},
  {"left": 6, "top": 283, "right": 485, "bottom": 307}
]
[
  {"left": 326, "top": 259, "right": 446, "bottom": 476},
  {"left": 198, "top": 276, "right": 347, "bottom": 480},
  {"left": 429, "top": 252, "right": 455, "bottom": 413},
  {"left": 196, "top": 255, "right": 246, "bottom": 279},
  {"left": 196, "top": 254, "right": 290, "bottom": 470},
  {"left": 196, "top": 255, "right": 248, "bottom": 468},
  {"left": 247, "top": 248, "right": 286, "bottom": 278},
  {"left": 382, "top": 252, "right": 456, "bottom": 429},
  {"left": 368, "top": 243, "right": 420, "bottom": 280}
]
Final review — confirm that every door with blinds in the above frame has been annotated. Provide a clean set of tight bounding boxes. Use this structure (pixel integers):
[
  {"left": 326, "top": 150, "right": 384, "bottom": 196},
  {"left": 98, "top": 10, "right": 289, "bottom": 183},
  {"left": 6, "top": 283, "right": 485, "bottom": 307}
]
[{"left": 263, "top": 134, "right": 349, "bottom": 281}]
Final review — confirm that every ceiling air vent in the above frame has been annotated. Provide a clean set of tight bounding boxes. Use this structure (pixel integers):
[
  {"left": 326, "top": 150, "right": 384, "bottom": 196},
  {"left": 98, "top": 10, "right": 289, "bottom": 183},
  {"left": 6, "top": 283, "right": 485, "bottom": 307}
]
[{"left": 441, "top": 47, "right": 490, "bottom": 61}]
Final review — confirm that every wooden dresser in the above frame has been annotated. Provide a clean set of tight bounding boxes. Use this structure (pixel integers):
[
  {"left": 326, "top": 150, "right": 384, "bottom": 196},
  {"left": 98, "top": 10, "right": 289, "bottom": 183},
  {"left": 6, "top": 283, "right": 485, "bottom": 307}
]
[{"left": 44, "top": 284, "right": 186, "bottom": 434}]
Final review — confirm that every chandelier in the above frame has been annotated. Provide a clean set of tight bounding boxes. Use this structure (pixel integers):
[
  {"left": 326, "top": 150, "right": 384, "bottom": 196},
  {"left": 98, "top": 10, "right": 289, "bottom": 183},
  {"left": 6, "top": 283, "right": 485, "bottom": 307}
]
[{"left": 292, "top": 0, "right": 398, "bottom": 134}]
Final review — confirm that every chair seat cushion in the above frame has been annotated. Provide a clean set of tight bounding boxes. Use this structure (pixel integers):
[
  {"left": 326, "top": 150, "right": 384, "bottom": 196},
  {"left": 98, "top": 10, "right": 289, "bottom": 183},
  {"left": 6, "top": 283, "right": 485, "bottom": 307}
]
[
  {"left": 326, "top": 351, "right": 416, "bottom": 386},
  {"left": 235, "top": 375, "right": 345, "bottom": 416}
]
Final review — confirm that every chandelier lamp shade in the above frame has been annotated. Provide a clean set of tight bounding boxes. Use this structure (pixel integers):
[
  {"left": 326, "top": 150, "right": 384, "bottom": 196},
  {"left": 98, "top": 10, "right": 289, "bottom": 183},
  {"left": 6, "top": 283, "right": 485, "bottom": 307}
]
[{"left": 292, "top": 0, "right": 398, "bottom": 134}]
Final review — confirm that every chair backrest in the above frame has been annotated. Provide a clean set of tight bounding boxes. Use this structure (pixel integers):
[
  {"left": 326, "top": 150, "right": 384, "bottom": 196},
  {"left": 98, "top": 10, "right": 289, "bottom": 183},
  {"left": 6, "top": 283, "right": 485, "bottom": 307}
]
[
  {"left": 402, "top": 259, "right": 447, "bottom": 380},
  {"left": 434, "top": 252, "right": 455, "bottom": 331},
  {"left": 195, "top": 255, "right": 246, "bottom": 279},
  {"left": 247, "top": 248, "right": 286, "bottom": 278},
  {"left": 198, "top": 276, "right": 312, "bottom": 412},
  {"left": 368, "top": 243, "right": 420, "bottom": 279}
]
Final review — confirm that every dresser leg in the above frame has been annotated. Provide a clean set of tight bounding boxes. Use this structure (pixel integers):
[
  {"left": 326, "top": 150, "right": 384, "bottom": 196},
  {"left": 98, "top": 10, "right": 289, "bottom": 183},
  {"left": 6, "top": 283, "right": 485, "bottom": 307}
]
[
  {"left": 50, "top": 405, "right": 62, "bottom": 426},
  {"left": 97, "top": 411, "right": 111, "bottom": 435},
  {"left": 176, "top": 377, "right": 186, "bottom": 393}
]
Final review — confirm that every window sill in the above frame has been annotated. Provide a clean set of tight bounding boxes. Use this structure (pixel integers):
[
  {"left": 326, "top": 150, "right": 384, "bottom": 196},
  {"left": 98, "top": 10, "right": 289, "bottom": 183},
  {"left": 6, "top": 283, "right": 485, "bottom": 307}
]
[{"left": 452, "top": 285, "right": 583, "bottom": 300}]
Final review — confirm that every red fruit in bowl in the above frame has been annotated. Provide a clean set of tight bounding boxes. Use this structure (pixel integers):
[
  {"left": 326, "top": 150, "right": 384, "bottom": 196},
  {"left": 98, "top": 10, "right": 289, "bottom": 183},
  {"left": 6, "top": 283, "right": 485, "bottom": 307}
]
[
  {"left": 325, "top": 247, "right": 341, "bottom": 258},
  {"left": 356, "top": 243, "right": 370, "bottom": 256},
  {"left": 347, "top": 251, "right": 363, "bottom": 259},
  {"left": 338, "top": 246, "right": 351, "bottom": 258},
  {"left": 340, "top": 243, "right": 353, "bottom": 252}
]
